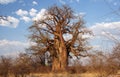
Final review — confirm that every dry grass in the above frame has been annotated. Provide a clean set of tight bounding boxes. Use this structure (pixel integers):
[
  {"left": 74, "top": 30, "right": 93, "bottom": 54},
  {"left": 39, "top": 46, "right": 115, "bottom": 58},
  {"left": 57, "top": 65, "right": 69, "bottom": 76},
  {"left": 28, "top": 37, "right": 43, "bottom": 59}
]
[
  {"left": 28, "top": 71, "right": 120, "bottom": 77},
  {"left": 8, "top": 70, "right": 120, "bottom": 77},
  {"left": 80, "top": 73, "right": 99, "bottom": 77},
  {"left": 117, "top": 70, "right": 120, "bottom": 74},
  {"left": 28, "top": 72, "right": 109, "bottom": 77},
  {"left": 29, "top": 73, "right": 81, "bottom": 77}
]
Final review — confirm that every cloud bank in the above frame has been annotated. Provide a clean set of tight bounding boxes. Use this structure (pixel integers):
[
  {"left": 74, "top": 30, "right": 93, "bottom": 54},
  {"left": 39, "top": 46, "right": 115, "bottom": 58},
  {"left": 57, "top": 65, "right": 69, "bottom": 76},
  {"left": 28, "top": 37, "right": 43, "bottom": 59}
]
[
  {"left": 90, "top": 21, "right": 120, "bottom": 36},
  {"left": 89, "top": 21, "right": 120, "bottom": 49},
  {"left": 15, "top": 8, "right": 47, "bottom": 22},
  {"left": 0, "top": 39, "right": 29, "bottom": 56}
]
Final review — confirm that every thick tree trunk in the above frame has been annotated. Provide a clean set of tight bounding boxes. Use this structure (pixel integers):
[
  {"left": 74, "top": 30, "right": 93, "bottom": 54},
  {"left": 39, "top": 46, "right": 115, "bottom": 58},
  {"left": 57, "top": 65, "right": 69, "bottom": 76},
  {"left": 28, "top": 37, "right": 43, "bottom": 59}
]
[
  {"left": 52, "top": 47, "right": 67, "bottom": 72},
  {"left": 52, "top": 25, "right": 68, "bottom": 72},
  {"left": 52, "top": 45, "right": 67, "bottom": 72},
  {"left": 52, "top": 56, "right": 61, "bottom": 72}
]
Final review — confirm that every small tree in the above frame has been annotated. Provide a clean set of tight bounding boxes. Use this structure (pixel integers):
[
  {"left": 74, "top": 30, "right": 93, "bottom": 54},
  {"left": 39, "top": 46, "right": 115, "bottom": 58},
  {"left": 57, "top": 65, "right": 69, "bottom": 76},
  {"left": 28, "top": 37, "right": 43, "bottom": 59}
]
[
  {"left": 110, "top": 43, "right": 120, "bottom": 70},
  {"left": 29, "top": 5, "right": 91, "bottom": 72},
  {"left": 12, "top": 53, "right": 31, "bottom": 77},
  {"left": 112, "top": 43, "right": 120, "bottom": 64},
  {"left": 87, "top": 50, "right": 119, "bottom": 77},
  {"left": 0, "top": 56, "right": 12, "bottom": 77}
]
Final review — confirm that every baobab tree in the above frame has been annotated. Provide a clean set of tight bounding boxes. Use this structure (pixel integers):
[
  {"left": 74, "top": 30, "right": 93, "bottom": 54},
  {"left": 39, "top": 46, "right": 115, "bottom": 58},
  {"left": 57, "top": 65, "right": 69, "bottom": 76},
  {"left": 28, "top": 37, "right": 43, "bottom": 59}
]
[{"left": 28, "top": 5, "right": 91, "bottom": 72}]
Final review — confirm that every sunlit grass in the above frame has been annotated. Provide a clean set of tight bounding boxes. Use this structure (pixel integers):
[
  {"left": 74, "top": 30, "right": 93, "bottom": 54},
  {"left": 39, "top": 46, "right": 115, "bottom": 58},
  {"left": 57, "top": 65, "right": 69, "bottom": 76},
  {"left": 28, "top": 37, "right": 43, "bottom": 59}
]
[
  {"left": 27, "top": 72, "right": 108, "bottom": 77},
  {"left": 28, "top": 70, "right": 120, "bottom": 77}
]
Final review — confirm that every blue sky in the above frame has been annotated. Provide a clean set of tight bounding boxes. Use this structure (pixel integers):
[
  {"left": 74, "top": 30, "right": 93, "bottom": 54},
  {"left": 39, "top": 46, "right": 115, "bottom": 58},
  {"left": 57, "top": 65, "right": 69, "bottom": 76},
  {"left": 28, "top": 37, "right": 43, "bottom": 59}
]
[{"left": 0, "top": 0, "right": 120, "bottom": 56}]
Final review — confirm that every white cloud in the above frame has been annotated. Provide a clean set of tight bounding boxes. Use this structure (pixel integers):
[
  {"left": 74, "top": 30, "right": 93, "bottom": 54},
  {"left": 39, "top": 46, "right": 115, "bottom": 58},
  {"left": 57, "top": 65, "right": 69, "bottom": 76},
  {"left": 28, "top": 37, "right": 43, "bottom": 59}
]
[
  {"left": 29, "top": 8, "right": 37, "bottom": 17},
  {"left": 79, "top": 12, "right": 86, "bottom": 16},
  {"left": 16, "top": 9, "right": 28, "bottom": 16},
  {"left": 89, "top": 21, "right": 120, "bottom": 50},
  {"left": 0, "top": 39, "right": 29, "bottom": 56},
  {"left": 32, "top": 8, "right": 48, "bottom": 21},
  {"left": 75, "top": 12, "right": 86, "bottom": 18},
  {"left": 20, "top": 16, "right": 31, "bottom": 22},
  {"left": 0, "top": 16, "right": 19, "bottom": 28},
  {"left": 63, "top": 33, "right": 73, "bottom": 41},
  {"left": 16, "top": 9, "right": 31, "bottom": 22},
  {"left": 82, "top": 34, "right": 94, "bottom": 39},
  {"left": 32, "top": 1, "right": 38, "bottom": 5},
  {"left": 0, "top": 0, "right": 16, "bottom": 4},
  {"left": 0, "top": 40, "right": 28, "bottom": 47},
  {"left": 15, "top": 8, "right": 50, "bottom": 23},
  {"left": 90, "top": 21, "right": 120, "bottom": 36},
  {"left": 92, "top": 45, "right": 100, "bottom": 49},
  {"left": 90, "top": 21, "right": 120, "bottom": 41},
  {"left": 101, "top": 31, "right": 119, "bottom": 42}
]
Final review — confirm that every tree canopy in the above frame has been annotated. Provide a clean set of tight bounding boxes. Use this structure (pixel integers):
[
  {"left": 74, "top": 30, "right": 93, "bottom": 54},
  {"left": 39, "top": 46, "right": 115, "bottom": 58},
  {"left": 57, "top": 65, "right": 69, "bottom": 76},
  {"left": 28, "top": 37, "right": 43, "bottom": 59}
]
[{"left": 28, "top": 5, "right": 91, "bottom": 72}]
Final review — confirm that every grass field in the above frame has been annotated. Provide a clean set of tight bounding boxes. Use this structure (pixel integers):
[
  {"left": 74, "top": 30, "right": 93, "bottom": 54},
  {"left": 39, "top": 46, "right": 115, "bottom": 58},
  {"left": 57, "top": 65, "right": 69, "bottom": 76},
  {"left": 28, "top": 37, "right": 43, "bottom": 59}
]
[{"left": 28, "top": 72, "right": 120, "bottom": 77}]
